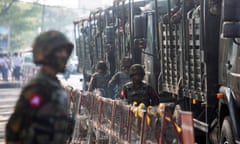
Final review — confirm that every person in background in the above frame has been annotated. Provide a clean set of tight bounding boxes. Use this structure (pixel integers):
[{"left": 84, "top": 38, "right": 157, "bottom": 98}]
[
  {"left": 108, "top": 57, "right": 133, "bottom": 99},
  {"left": 2, "top": 53, "right": 10, "bottom": 81},
  {"left": 5, "top": 30, "right": 75, "bottom": 144},
  {"left": 120, "top": 64, "right": 160, "bottom": 106},
  {"left": 12, "top": 52, "right": 22, "bottom": 81},
  {"left": 88, "top": 61, "right": 111, "bottom": 98},
  {"left": 0, "top": 53, "right": 4, "bottom": 80}
]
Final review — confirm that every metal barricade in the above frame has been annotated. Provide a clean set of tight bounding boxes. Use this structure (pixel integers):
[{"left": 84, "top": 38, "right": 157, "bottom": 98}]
[
  {"left": 111, "top": 100, "right": 131, "bottom": 143},
  {"left": 69, "top": 91, "right": 195, "bottom": 144}
]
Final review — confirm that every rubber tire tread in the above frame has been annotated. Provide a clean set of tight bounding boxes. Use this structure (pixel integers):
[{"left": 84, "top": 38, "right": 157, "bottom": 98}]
[{"left": 220, "top": 116, "right": 235, "bottom": 144}]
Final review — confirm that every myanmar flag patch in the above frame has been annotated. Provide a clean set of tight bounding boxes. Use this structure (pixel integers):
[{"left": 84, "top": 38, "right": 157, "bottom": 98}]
[{"left": 29, "top": 93, "right": 43, "bottom": 108}]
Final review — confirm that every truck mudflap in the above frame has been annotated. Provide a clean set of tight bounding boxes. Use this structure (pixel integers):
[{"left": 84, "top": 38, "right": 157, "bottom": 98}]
[{"left": 220, "top": 87, "right": 240, "bottom": 141}]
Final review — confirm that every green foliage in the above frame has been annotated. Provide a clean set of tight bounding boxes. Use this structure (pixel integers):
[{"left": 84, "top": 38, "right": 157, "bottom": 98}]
[
  {"left": 0, "top": 1, "right": 41, "bottom": 52},
  {"left": 0, "top": 0, "right": 17, "bottom": 17},
  {"left": 0, "top": 1, "right": 79, "bottom": 52}
]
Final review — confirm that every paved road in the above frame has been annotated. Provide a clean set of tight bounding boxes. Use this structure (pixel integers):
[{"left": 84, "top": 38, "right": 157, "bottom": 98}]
[{"left": 0, "top": 88, "right": 21, "bottom": 144}]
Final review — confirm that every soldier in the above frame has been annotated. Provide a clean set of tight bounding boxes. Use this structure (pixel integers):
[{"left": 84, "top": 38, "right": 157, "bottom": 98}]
[
  {"left": 12, "top": 52, "right": 22, "bottom": 81},
  {"left": 5, "top": 30, "right": 74, "bottom": 144},
  {"left": 120, "top": 64, "right": 160, "bottom": 106},
  {"left": 108, "top": 57, "right": 133, "bottom": 99},
  {"left": 88, "top": 60, "right": 111, "bottom": 98}
]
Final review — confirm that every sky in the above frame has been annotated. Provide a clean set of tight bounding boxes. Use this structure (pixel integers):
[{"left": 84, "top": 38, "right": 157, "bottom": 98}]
[
  {"left": 21, "top": 0, "right": 114, "bottom": 9},
  {"left": 20, "top": 0, "right": 114, "bottom": 18}
]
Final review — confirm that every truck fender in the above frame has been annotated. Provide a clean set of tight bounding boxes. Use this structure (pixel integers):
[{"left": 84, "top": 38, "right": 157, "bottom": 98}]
[{"left": 219, "top": 87, "right": 240, "bottom": 141}]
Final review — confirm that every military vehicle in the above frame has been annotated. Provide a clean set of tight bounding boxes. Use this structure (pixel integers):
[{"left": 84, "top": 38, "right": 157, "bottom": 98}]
[{"left": 74, "top": 0, "right": 240, "bottom": 143}]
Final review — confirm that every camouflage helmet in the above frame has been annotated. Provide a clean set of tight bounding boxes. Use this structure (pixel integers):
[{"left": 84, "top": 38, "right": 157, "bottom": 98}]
[
  {"left": 120, "top": 57, "right": 133, "bottom": 69},
  {"left": 129, "top": 64, "right": 145, "bottom": 77},
  {"left": 32, "top": 30, "right": 73, "bottom": 64},
  {"left": 96, "top": 61, "right": 107, "bottom": 71}
]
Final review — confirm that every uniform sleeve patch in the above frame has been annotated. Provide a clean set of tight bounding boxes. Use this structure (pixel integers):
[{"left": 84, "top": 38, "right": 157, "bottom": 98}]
[
  {"left": 29, "top": 93, "right": 43, "bottom": 108},
  {"left": 120, "top": 89, "right": 125, "bottom": 98}
]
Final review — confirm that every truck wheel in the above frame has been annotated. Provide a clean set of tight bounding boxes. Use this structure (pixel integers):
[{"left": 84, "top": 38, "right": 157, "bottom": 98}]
[{"left": 220, "top": 116, "right": 235, "bottom": 144}]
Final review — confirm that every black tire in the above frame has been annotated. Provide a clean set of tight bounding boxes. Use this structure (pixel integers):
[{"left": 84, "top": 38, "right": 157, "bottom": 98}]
[{"left": 220, "top": 116, "right": 235, "bottom": 144}]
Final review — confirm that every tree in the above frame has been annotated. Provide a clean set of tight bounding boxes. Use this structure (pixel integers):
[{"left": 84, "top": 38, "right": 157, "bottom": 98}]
[
  {"left": 0, "top": 0, "right": 17, "bottom": 17},
  {"left": 0, "top": 1, "right": 79, "bottom": 52},
  {"left": 0, "top": 1, "right": 41, "bottom": 51}
]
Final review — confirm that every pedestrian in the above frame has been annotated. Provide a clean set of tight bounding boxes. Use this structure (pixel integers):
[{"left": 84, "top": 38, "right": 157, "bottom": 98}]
[
  {"left": 5, "top": 30, "right": 75, "bottom": 144},
  {"left": 0, "top": 53, "right": 4, "bottom": 80},
  {"left": 120, "top": 64, "right": 160, "bottom": 106},
  {"left": 2, "top": 53, "right": 10, "bottom": 81},
  {"left": 88, "top": 60, "right": 111, "bottom": 98},
  {"left": 12, "top": 52, "right": 22, "bottom": 81},
  {"left": 108, "top": 57, "right": 133, "bottom": 99}
]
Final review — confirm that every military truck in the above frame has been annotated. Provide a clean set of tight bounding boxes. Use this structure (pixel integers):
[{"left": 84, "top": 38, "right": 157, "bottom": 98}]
[
  {"left": 147, "top": 0, "right": 240, "bottom": 143},
  {"left": 74, "top": 0, "right": 240, "bottom": 143},
  {"left": 73, "top": 0, "right": 147, "bottom": 90}
]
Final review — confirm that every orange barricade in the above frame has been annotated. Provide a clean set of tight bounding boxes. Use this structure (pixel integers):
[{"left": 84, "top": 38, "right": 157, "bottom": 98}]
[
  {"left": 180, "top": 111, "right": 195, "bottom": 144},
  {"left": 159, "top": 105, "right": 183, "bottom": 144},
  {"left": 69, "top": 91, "right": 195, "bottom": 144}
]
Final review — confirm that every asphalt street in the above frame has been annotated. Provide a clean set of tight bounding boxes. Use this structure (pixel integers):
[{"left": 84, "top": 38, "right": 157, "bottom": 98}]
[{"left": 0, "top": 88, "right": 21, "bottom": 144}]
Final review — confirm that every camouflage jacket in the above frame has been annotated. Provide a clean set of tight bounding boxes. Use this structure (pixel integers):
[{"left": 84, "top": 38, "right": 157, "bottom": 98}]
[
  {"left": 121, "top": 81, "right": 160, "bottom": 107},
  {"left": 5, "top": 71, "right": 73, "bottom": 144},
  {"left": 108, "top": 71, "right": 131, "bottom": 99},
  {"left": 88, "top": 71, "right": 110, "bottom": 97}
]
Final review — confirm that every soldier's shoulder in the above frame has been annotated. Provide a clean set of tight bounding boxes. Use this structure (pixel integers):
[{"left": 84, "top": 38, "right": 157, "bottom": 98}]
[
  {"left": 22, "top": 74, "right": 50, "bottom": 93},
  {"left": 21, "top": 74, "right": 57, "bottom": 102},
  {"left": 26, "top": 74, "right": 46, "bottom": 86},
  {"left": 20, "top": 81, "right": 44, "bottom": 101}
]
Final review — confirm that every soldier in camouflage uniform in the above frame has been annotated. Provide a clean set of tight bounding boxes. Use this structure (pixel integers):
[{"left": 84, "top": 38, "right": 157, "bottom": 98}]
[
  {"left": 108, "top": 57, "right": 133, "bottom": 99},
  {"left": 88, "top": 61, "right": 111, "bottom": 98},
  {"left": 120, "top": 64, "right": 160, "bottom": 106},
  {"left": 5, "top": 30, "right": 74, "bottom": 144}
]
